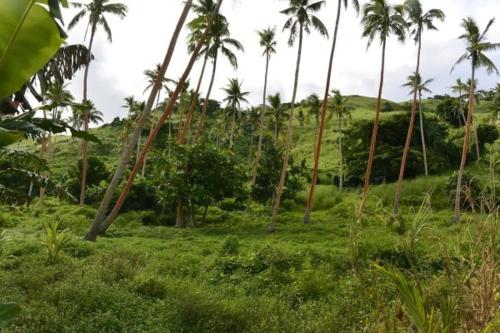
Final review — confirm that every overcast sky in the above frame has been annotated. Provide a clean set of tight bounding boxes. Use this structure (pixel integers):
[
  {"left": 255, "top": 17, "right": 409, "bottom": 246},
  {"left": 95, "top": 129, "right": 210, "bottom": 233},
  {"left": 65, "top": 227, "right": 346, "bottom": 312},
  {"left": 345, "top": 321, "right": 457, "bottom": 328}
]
[{"left": 62, "top": 0, "right": 500, "bottom": 123}]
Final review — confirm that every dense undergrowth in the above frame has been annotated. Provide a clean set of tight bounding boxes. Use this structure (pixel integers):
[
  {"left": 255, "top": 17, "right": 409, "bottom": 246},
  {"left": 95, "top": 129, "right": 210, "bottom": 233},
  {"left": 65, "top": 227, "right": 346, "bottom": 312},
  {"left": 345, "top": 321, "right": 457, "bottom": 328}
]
[{"left": 0, "top": 181, "right": 498, "bottom": 332}]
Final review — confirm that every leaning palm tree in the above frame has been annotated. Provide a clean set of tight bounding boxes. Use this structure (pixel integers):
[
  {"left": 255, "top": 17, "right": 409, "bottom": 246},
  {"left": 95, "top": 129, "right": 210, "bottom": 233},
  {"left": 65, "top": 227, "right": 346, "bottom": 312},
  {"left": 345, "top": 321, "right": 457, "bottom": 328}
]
[
  {"left": 304, "top": 0, "right": 360, "bottom": 223},
  {"left": 222, "top": 78, "right": 249, "bottom": 147},
  {"left": 270, "top": 0, "right": 328, "bottom": 232},
  {"left": 357, "top": 0, "right": 407, "bottom": 218},
  {"left": 69, "top": 0, "right": 128, "bottom": 206},
  {"left": 86, "top": 0, "right": 195, "bottom": 241},
  {"left": 401, "top": 73, "right": 433, "bottom": 175},
  {"left": 393, "top": 0, "right": 443, "bottom": 215},
  {"left": 328, "top": 90, "right": 352, "bottom": 191},
  {"left": 251, "top": 27, "right": 277, "bottom": 186},
  {"left": 451, "top": 17, "right": 499, "bottom": 223},
  {"left": 193, "top": 15, "right": 244, "bottom": 141}
]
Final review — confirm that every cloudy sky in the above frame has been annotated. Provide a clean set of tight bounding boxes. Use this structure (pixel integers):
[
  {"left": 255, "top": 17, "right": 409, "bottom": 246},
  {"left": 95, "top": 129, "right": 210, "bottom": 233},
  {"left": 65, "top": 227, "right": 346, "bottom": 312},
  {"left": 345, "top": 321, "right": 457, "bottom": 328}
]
[{"left": 62, "top": 0, "right": 500, "bottom": 123}]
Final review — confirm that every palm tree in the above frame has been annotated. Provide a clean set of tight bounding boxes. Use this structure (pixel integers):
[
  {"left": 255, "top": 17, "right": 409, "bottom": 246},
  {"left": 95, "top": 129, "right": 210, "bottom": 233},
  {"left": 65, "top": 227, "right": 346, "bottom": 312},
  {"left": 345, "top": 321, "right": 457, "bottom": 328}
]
[
  {"left": 270, "top": 0, "right": 328, "bottom": 232},
  {"left": 268, "top": 93, "right": 286, "bottom": 145},
  {"left": 251, "top": 27, "right": 277, "bottom": 186},
  {"left": 143, "top": 64, "right": 176, "bottom": 102},
  {"left": 451, "top": 78, "right": 467, "bottom": 125},
  {"left": 393, "top": 0, "right": 444, "bottom": 215},
  {"left": 69, "top": 101, "right": 104, "bottom": 129},
  {"left": 193, "top": 13, "right": 244, "bottom": 141},
  {"left": 357, "top": 0, "right": 407, "bottom": 218},
  {"left": 69, "top": 0, "right": 128, "bottom": 206},
  {"left": 401, "top": 73, "right": 433, "bottom": 175},
  {"left": 307, "top": 93, "right": 322, "bottom": 151},
  {"left": 464, "top": 78, "right": 481, "bottom": 160},
  {"left": 328, "top": 90, "right": 352, "bottom": 191},
  {"left": 451, "top": 17, "right": 499, "bottom": 223},
  {"left": 304, "top": 0, "right": 360, "bottom": 223},
  {"left": 87, "top": 0, "right": 195, "bottom": 241},
  {"left": 222, "top": 78, "right": 249, "bottom": 148}
]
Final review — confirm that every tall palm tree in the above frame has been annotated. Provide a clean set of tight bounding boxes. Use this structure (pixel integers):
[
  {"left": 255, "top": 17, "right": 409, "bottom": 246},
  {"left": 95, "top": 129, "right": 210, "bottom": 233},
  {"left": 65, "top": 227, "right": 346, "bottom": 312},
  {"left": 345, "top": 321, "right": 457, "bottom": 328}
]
[
  {"left": 303, "top": 0, "right": 360, "bottom": 224},
  {"left": 451, "top": 78, "right": 467, "bottom": 125},
  {"left": 251, "top": 27, "right": 277, "bottom": 186},
  {"left": 69, "top": 0, "right": 128, "bottom": 206},
  {"left": 307, "top": 93, "right": 322, "bottom": 150},
  {"left": 143, "top": 64, "right": 176, "bottom": 102},
  {"left": 393, "top": 0, "right": 443, "bottom": 215},
  {"left": 270, "top": 0, "right": 328, "bottom": 232},
  {"left": 87, "top": 0, "right": 194, "bottom": 241},
  {"left": 464, "top": 78, "right": 482, "bottom": 160},
  {"left": 451, "top": 17, "right": 499, "bottom": 223},
  {"left": 268, "top": 93, "right": 286, "bottom": 145},
  {"left": 401, "top": 73, "right": 433, "bottom": 174},
  {"left": 328, "top": 89, "right": 352, "bottom": 191},
  {"left": 193, "top": 14, "right": 243, "bottom": 141},
  {"left": 357, "top": 0, "right": 407, "bottom": 218},
  {"left": 222, "top": 78, "right": 249, "bottom": 147}
]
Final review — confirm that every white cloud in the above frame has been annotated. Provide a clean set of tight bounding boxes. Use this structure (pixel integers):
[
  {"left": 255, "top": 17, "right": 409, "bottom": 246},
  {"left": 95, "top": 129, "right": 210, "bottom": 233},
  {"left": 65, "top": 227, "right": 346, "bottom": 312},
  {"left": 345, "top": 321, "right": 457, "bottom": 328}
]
[{"left": 63, "top": 0, "right": 500, "bottom": 122}]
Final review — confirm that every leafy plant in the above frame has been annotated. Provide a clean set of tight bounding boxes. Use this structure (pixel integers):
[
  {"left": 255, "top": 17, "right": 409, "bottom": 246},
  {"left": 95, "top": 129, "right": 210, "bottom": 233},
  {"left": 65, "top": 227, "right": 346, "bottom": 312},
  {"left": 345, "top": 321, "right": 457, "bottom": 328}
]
[
  {"left": 39, "top": 220, "right": 71, "bottom": 262},
  {"left": 373, "top": 264, "right": 454, "bottom": 333},
  {"left": 0, "top": 0, "right": 66, "bottom": 98},
  {"left": 0, "top": 303, "right": 21, "bottom": 324}
]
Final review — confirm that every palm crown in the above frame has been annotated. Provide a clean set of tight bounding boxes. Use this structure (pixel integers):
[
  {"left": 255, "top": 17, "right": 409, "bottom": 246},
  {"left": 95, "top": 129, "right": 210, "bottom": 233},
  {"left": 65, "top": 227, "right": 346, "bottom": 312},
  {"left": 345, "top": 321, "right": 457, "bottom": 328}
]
[
  {"left": 258, "top": 27, "right": 277, "bottom": 57},
  {"left": 452, "top": 18, "right": 500, "bottom": 74},
  {"left": 402, "top": 73, "right": 433, "bottom": 95},
  {"left": 402, "top": 0, "right": 444, "bottom": 44},
  {"left": 281, "top": 0, "right": 328, "bottom": 46},
  {"left": 361, "top": 0, "right": 407, "bottom": 47},
  {"left": 69, "top": 0, "right": 128, "bottom": 42},
  {"left": 222, "top": 78, "right": 249, "bottom": 111}
]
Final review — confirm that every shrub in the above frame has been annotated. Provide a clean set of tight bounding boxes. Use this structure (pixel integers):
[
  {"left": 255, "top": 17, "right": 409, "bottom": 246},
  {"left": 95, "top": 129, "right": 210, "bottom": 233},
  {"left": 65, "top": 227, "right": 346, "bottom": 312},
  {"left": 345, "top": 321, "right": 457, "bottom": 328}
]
[
  {"left": 220, "top": 236, "right": 240, "bottom": 256},
  {"left": 39, "top": 220, "right": 71, "bottom": 263}
]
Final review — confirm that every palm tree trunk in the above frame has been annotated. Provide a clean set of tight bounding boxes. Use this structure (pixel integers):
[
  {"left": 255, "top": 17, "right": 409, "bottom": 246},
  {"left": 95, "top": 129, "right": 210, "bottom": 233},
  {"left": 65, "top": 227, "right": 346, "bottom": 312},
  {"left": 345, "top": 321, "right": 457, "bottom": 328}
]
[
  {"left": 229, "top": 109, "right": 236, "bottom": 148},
  {"left": 453, "top": 64, "right": 475, "bottom": 223},
  {"left": 195, "top": 52, "right": 218, "bottom": 142},
  {"left": 270, "top": 23, "right": 303, "bottom": 232},
  {"left": 79, "top": 28, "right": 96, "bottom": 207},
  {"left": 274, "top": 119, "right": 279, "bottom": 145},
  {"left": 85, "top": 0, "right": 193, "bottom": 241},
  {"left": 418, "top": 91, "right": 429, "bottom": 176},
  {"left": 251, "top": 52, "right": 271, "bottom": 186},
  {"left": 100, "top": 0, "right": 223, "bottom": 234},
  {"left": 393, "top": 29, "right": 422, "bottom": 215},
  {"left": 357, "top": 40, "right": 386, "bottom": 218},
  {"left": 247, "top": 125, "right": 255, "bottom": 164},
  {"left": 338, "top": 114, "right": 343, "bottom": 192},
  {"left": 304, "top": 0, "right": 342, "bottom": 224}
]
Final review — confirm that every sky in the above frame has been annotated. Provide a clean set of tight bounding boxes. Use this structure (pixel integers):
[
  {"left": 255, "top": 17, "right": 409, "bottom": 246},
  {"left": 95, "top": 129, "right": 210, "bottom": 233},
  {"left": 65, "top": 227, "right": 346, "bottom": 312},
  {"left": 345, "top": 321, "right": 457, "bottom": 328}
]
[{"left": 62, "top": 0, "right": 500, "bottom": 123}]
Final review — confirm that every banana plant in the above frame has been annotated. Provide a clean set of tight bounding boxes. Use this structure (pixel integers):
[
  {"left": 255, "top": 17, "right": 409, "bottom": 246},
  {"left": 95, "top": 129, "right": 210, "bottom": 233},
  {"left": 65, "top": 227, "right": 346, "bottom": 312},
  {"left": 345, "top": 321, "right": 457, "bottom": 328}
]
[{"left": 0, "top": 0, "right": 68, "bottom": 99}]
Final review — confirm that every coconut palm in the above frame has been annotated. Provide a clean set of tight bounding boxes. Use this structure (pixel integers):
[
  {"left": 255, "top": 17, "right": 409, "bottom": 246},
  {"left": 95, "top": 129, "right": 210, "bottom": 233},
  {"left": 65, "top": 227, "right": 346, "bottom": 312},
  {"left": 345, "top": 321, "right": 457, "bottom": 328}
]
[
  {"left": 69, "top": 0, "right": 128, "bottom": 206},
  {"left": 357, "top": 0, "right": 407, "bottom": 218},
  {"left": 328, "top": 90, "right": 352, "bottom": 191},
  {"left": 451, "top": 17, "right": 500, "bottom": 223},
  {"left": 270, "top": 0, "right": 328, "bottom": 232},
  {"left": 222, "top": 78, "right": 249, "bottom": 147},
  {"left": 393, "top": 0, "right": 444, "bottom": 215},
  {"left": 401, "top": 73, "right": 433, "bottom": 175},
  {"left": 69, "top": 101, "right": 104, "bottom": 129},
  {"left": 267, "top": 93, "right": 287, "bottom": 145},
  {"left": 451, "top": 78, "right": 468, "bottom": 125},
  {"left": 87, "top": 0, "right": 195, "bottom": 241},
  {"left": 307, "top": 93, "right": 322, "bottom": 145},
  {"left": 193, "top": 14, "right": 244, "bottom": 141},
  {"left": 304, "top": 0, "right": 360, "bottom": 223},
  {"left": 143, "top": 64, "right": 177, "bottom": 101},
  {"left": 251, "top": 27, "right": 277, "bottom": 186}
]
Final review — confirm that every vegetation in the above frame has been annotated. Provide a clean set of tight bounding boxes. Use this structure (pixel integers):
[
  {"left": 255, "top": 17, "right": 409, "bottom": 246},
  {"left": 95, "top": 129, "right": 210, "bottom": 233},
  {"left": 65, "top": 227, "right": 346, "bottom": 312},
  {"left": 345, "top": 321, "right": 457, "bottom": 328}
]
[{"left": 0, "top": 0, "right": 498, "bottom": 331}]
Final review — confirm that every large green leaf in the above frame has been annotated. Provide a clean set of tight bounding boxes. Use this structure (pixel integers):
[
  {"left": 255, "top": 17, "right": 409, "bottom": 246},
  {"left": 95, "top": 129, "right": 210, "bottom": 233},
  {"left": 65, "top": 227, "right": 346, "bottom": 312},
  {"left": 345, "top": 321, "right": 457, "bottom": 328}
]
[
  {"left": 0, "top": 303, "right": 21, "bottom": 323},
  {"left": 0, "top": 127, "right": 24, "bottom": 147},
  {"left": 0, "top": 0, "right": 64, "bottom": 99}
]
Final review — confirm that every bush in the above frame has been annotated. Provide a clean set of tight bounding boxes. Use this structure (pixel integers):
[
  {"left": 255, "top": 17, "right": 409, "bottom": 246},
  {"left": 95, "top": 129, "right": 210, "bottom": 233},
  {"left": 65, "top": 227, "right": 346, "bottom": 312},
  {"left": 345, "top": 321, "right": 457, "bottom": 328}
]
[{"left": 220, "top": 236, "right": 240, "bottom": 256}]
